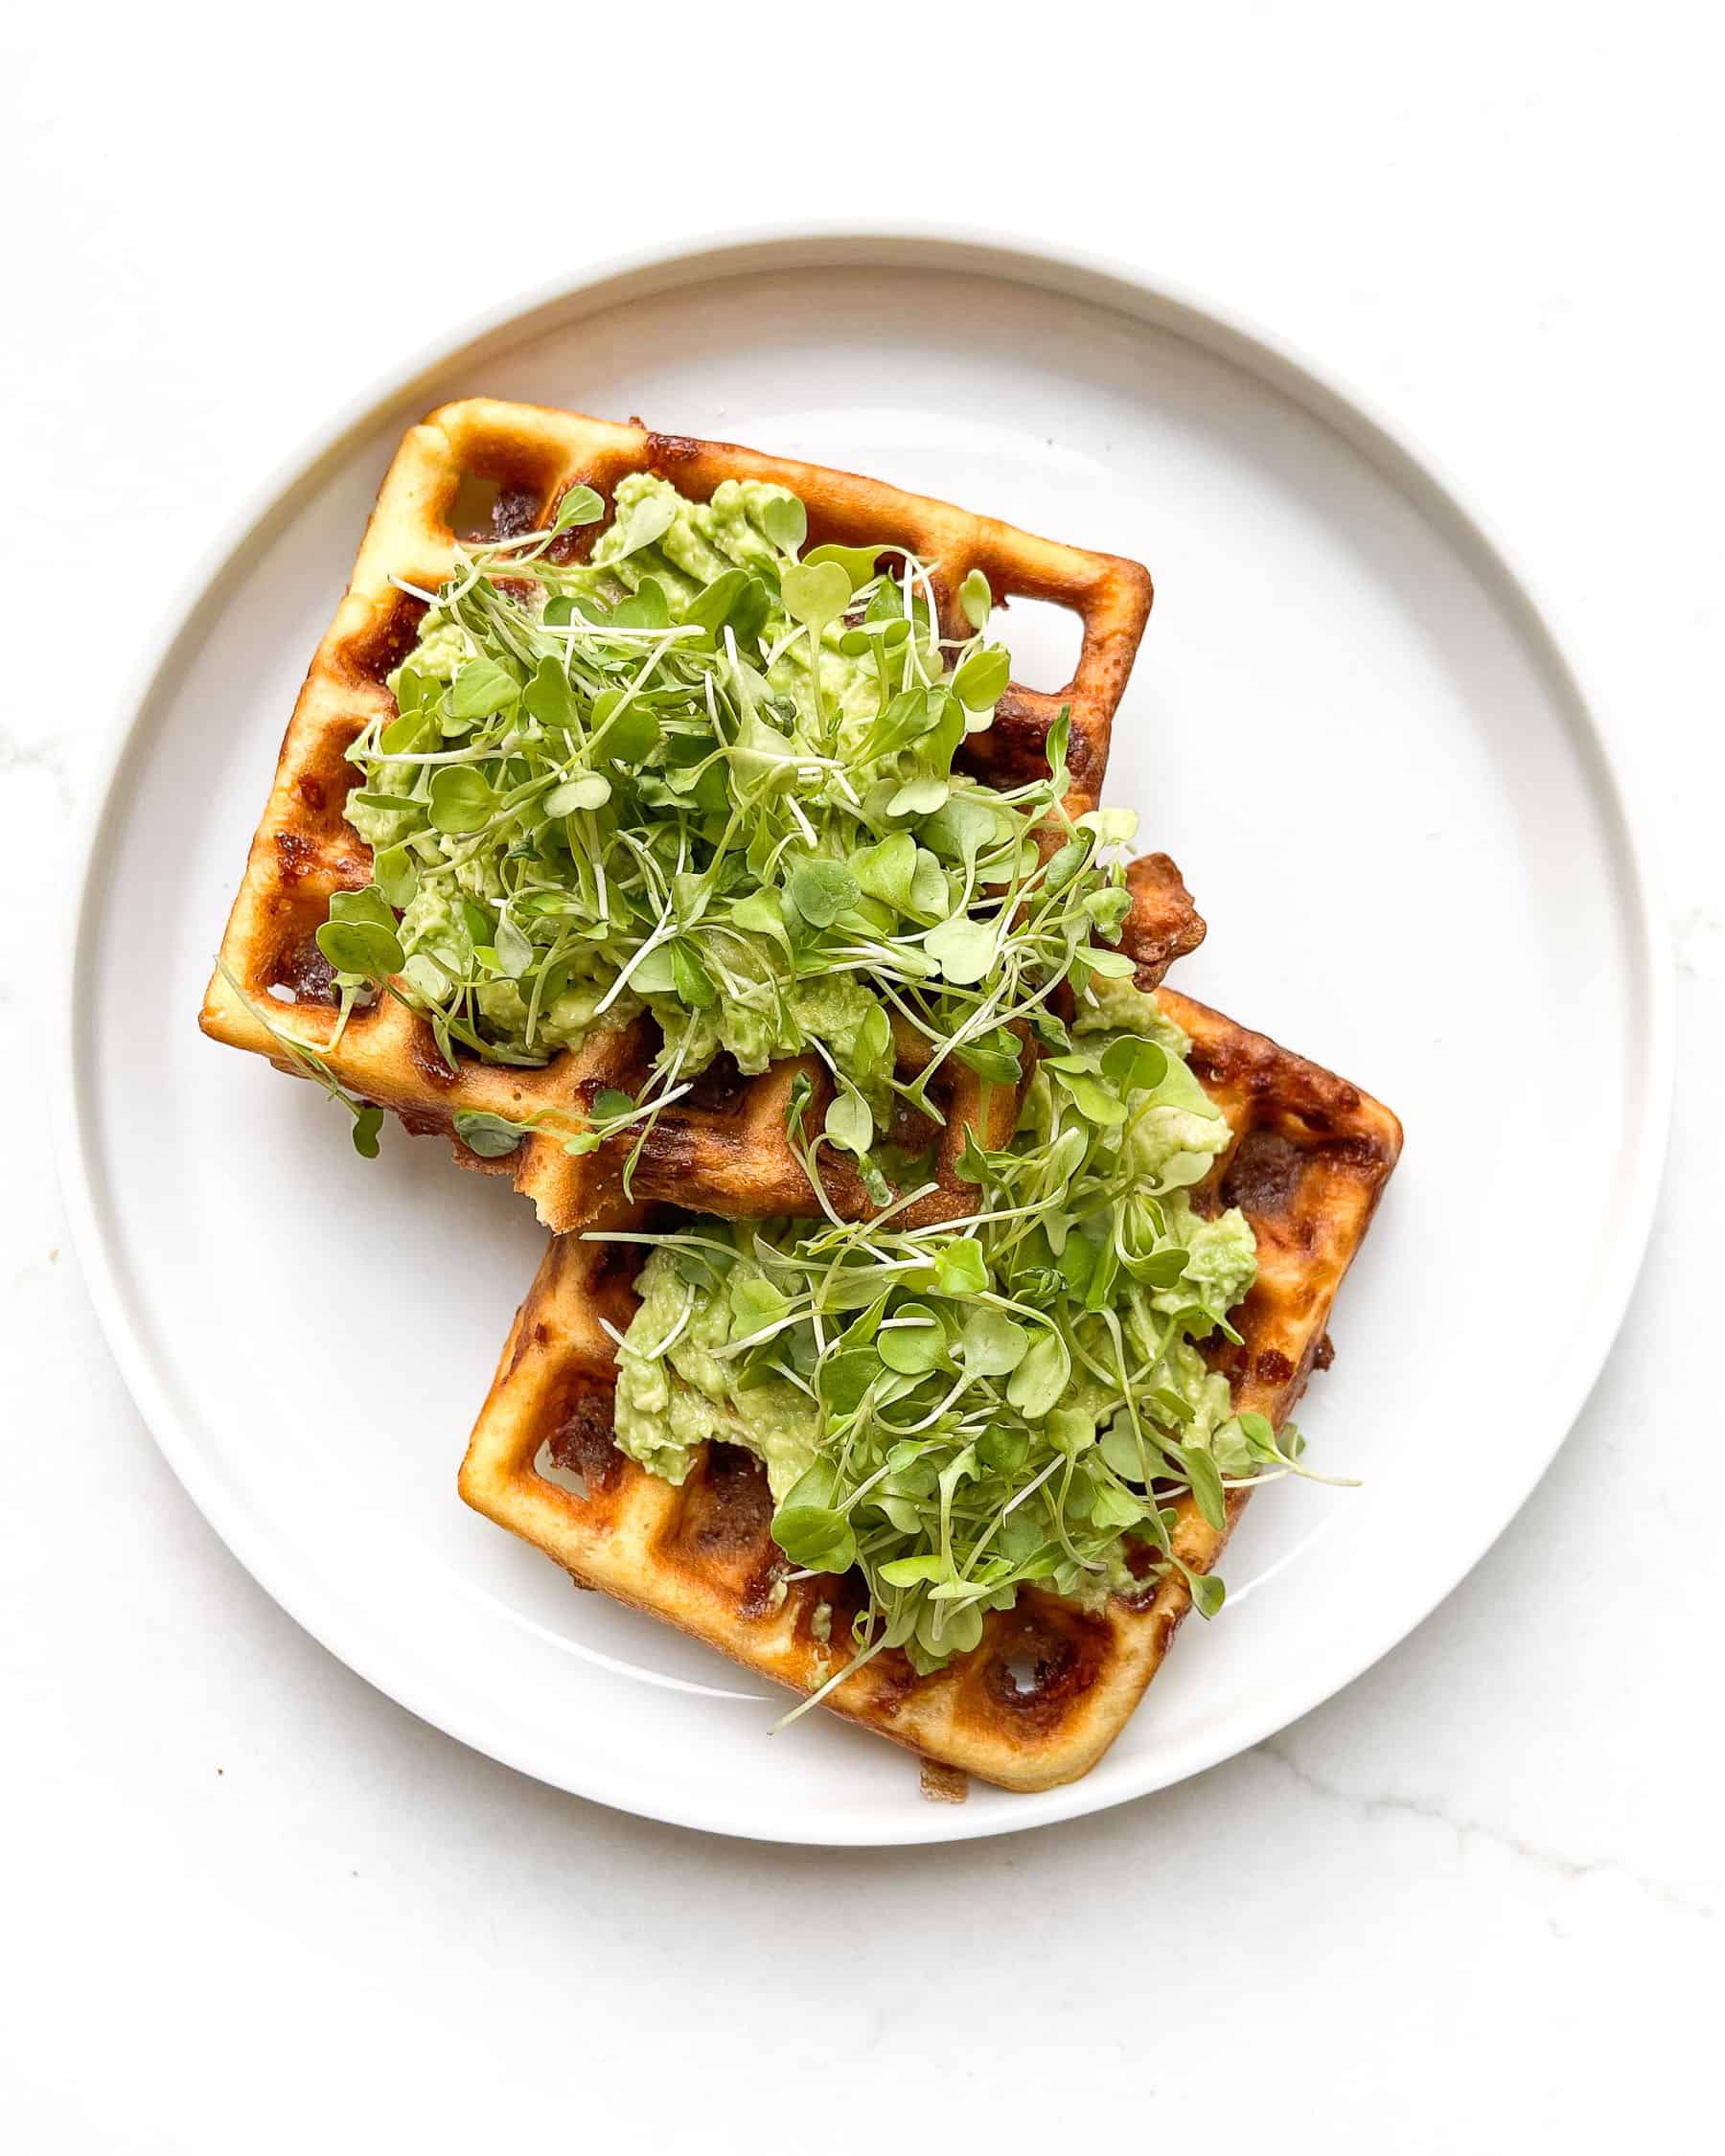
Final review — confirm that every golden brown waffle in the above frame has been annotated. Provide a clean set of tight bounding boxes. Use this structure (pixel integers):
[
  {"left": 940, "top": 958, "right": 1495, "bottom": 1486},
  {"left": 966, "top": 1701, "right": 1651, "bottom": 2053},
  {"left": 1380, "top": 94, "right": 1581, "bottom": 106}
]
[
  {"left": 200, "top": 398, "right": 1165, "bottom": 1231},
  {"left": 458, "top": 989, "right": 1402, "bottom": 1793}
]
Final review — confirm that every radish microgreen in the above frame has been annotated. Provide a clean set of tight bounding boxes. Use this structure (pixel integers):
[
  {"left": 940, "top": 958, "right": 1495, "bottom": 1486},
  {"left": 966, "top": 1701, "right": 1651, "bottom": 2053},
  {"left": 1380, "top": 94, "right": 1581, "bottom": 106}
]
[
  {"left": 327, "top": 472, "right": 1142, "bottom": 1179},
  {"left": 603, "top": 989, "right": 1301, "bottom": 1693}
]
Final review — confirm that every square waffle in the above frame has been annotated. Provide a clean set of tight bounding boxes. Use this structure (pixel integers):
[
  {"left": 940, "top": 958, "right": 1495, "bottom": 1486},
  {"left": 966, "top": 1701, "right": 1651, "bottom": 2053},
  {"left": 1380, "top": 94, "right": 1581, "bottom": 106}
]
[
  {"left": 199, "top": 398, "right": 1173, "bottom": 1230},
  {"left": 458, "top": 988, "right": 1403, "bottom": 1793}
]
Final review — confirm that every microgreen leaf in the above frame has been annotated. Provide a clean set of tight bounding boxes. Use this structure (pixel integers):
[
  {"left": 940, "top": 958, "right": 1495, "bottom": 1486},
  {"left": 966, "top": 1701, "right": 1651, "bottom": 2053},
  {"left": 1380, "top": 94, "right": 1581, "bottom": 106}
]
[
  {"left": 960, "top": 1307, "right": 1030, "bottom": 1377},
  {"left": 924, "top": 914, "right": 996, "bottom": 985},
  {"left": 611, "top": 577, "right": 671, "bottom": 631},
  {"left": 671, "top": 940, "right": 717, "bottom": 1009},
  {"left": 454, "top": 1110, "right": 531, "bottom": 1158},
  {"left": 684, "top": 568, "right": 762, "bottom": 644},
  {"left": 920, "top": 796, "right": 1000, "bottom": 862},
  {"left": 824, "top": 1088, "right": 874, "bottom": 1157},
  {"left": 877, "top": 1553, "right": 947, "bottom": 1587},
  {"left": 952, "top": 646, "right": 1011, "bottom": 711},
  {"left": 771, "top": 1505, "right": 855, "bottom": 1573},
  {"left": 887, "top": 775, "right": 949, "bottom": 818},
  {"left": 630, "top": 947, "right": 678, "bottom": 996},
  {"left": 1077, "top": 947, "right": 1137, "bottom": 980},
  {"left": 908, "top": 849, "right": 951, "bottom": 917},
  {"left": 788, "top": 860, "right": 860, "bottom": 929},
  {"left": 779, "top": 561, "right": 851, "bottom": 634},
  {"left": 370, "top": 848, "right": 418, "bottom": 909},
  {"left": 760, "top": 494, "right": 808, "bottom": 557},
  {"left": 818, "top": 1349, "right": 878, "bottom": 1416},
  {"left": 729, "top": 1273, "right": 789, "bottom": 1335},
  {"left": 448, "top": 658, "right": 520, "bottom": 722},
  {"left": 315, "top": 917, "right": 403, "bottom": 978},
  {"left": 328, "top": 886, "right": 397, "bottom": 931},
  {"left": 523, "top": 657, "right": 578, "bottom": 731},
  {"left": 544, "top": 772, "right": 612, "bottom": 815},
  {"left": 402, "top": 951, "right": 450, "bottom": 998},
  {"left": 427, "top": 767, "right": 496, "bottom": 835},
  {"left": 492, "top": 912, "right": 534, "bottom": 977},
  {"left": 1100, "top": 1035, "right": 1169, "bottom": 1095},
  {"left": 954, "top": 1029, "right": 1022, "bottom": 1086},
  {"left": 878, "top": 1303, "right": 947, "bottom": 1377},
  {"left": 392, "top": 668, "right": 434, "bottom": 718},
  {"left": 1076, "top": 805, "right": 1140, "bottom": 848},
  {"left": 552, "top": 483, "right": 604, "bottom": 533},
  {"left": 1005, "top": 1331, "right": 1071, "bottom": 1418},
  {"left": 1174, "top": 1443, "right": 1228, "bottom": 1533},
  {"left": 1051, "top": 1067, "right": 1128, "bottom": 1125},
  {"left": 932, "top": 1239, "right": 987, "bottom": 1298},
  {"left": 598, "top": 700, "right": 662, "bottom": 765},
  {"left": 849, "top": 832, "right": 917, "bottom": 910},
  {"left": 1046, "top": 1409, "right": 1095, "bottom": 1456},
  {"left": 957, "top": 567, "right": 993, "bottom": 631},
  {"left": 609, "top": 490, "right": 678, "bottom": 559},
  {"left": 803, "top": 541, "right": 882, "bottom": 591},
  {"left": 730, "top": 889, "right": 792, "bottom": 949},
  {"left": 867, "top": 689, "right": 934, "bottom": 757}
]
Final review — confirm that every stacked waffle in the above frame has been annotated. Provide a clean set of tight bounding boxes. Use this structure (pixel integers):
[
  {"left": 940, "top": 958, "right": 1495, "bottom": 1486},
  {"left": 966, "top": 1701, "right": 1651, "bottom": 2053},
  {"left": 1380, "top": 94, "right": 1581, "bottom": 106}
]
[{"left": 203, "top": 401, "right": 1400, "bottom": 1792}]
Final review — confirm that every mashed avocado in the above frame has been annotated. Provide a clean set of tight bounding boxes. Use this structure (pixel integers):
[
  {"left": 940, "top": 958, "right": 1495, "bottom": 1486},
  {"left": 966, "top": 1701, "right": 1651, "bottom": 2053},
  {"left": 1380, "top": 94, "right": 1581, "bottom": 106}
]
[
  {"left": 593, "top": 474, "right": 887, "bottom": 745},
  {"left": 648, "top": 964, "right": 891, "bottom": 1108},
  {"left": 614, "top": 1249, "right": 820, "bottom": 1500},
  {"left": 1072, "top": 976, "right": 1252, "bottom": 1205}
]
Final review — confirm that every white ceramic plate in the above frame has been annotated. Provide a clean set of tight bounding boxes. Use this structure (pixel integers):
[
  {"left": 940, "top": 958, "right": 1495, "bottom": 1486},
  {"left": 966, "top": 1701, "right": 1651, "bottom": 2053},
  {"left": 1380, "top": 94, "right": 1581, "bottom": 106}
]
[{"left": 58, "top": 231, "right": 1669, "bottom": 1846}]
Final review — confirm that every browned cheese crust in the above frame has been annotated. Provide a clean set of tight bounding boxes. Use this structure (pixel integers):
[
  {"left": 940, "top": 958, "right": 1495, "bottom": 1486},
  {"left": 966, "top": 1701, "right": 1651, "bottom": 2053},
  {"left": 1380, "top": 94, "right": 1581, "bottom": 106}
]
[
  {"left": 200, "top": 398, "right": 1170, "bottom": 1231},
  {"left": 457, "top": 989, "right": 1401, "bottom": 1792}
]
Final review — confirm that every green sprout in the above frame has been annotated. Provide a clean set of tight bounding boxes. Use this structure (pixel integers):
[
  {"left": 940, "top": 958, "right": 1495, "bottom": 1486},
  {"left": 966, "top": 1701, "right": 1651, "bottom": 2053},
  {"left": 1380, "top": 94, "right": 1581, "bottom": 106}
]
[
  {"left": 323, "top": 473, "right": 1143, "bottom": 1183},
  {"left": 594, "top": 991, "right": 1327, "bottom": 1711}
]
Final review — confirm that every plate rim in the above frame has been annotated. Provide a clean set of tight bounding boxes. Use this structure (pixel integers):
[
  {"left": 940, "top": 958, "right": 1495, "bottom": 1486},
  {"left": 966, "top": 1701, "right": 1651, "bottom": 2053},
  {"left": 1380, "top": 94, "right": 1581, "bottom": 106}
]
[{"left": 54, "top": 221, "right": 1674, "bottom": 1846}]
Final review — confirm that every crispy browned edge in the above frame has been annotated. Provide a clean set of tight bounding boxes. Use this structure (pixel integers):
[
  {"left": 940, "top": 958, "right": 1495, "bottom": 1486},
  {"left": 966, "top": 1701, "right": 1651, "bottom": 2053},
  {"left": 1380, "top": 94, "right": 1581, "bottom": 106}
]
[
  {"left": 198, "top": 396, "right": 1163, "bottom": 1231},
  {"left": 456, "top": 988, "right": 1402, "bottom": 1792}
]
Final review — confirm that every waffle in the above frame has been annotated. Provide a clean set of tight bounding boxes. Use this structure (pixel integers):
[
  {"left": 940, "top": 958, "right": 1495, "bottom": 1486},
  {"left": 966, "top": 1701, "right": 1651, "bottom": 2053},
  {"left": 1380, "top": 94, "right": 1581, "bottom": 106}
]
[
  {"left": 200, "top": 398, "right": 1167, "bottom": 1230},
  {"left": 458, "top": 989, "right": 1402, "bottom": 1793}
]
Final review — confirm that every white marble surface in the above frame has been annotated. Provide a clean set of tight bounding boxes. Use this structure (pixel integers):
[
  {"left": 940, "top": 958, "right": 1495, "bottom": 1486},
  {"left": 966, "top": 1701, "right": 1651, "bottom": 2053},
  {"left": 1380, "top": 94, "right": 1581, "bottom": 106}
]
[{"left": 4, "top": 7, "right": 1719, "bottom": 2147}]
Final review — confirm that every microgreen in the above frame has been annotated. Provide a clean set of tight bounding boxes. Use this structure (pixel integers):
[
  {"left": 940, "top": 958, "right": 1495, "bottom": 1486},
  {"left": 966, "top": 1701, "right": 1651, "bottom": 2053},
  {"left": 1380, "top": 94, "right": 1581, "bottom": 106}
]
[
  {"left": 451, "top": 1084, "right": 664, "bottom": 1162},
  {"left": 759, "top": 493, "right": 807, "bottom": 557},
  {"left": 552, "top": 483, "right": 604, "bottom": 534},
  {"left": 824, "top": 1087, "right": 874, "bottom": 1157},
  {"left": 331, "top": 470, "right": 1143, "bottom": 1187},
  {"left": 952, "top": 646, "right": 1012, "bottom": 711},
  {"left": 609, "top": 489, "right": 678, "bottom": 559},
  {"left": 803, "top": 541, "right": 884, "bottom": 591},
  {"left": 605, "top": 991, "right": 1274, "bottom": 1688},
  {"left": 779, "top": 561, "right": 851, "bottom": 631},
  {"left": 957, "top": 567, "right": 993, "bottom": 631},
  {"left": 214, "top": 957, "right": 383, "bottom": 1158},
  {"left": 447, "top": 658, "right": 519, "bottom": 722}
]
